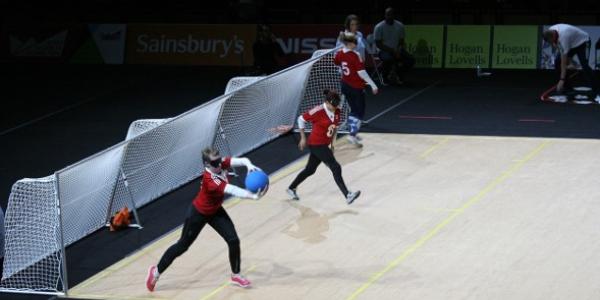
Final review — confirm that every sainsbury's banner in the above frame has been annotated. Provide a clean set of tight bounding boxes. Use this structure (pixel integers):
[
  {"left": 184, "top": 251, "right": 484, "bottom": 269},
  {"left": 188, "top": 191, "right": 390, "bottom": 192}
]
[
  {"left": 126, "top": 24, "right": 255, "bottom": 66},
  {"left": 541, "top": 25, "right": 600, "bottom": 70}
]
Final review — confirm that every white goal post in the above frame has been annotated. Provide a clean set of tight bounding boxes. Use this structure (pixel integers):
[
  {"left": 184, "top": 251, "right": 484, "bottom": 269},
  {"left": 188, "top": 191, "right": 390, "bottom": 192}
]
[{"left": 0, "top": 47, "right": 342, "bottom": 296}]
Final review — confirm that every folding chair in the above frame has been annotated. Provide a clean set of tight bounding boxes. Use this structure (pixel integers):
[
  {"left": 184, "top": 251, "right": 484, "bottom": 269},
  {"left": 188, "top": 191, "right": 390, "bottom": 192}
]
[
  {"left": 365, "top": 34, "right": 387, "bottom": 86},
  {"left": 369, "top": 52, "right": 387, "bottom": 86}
]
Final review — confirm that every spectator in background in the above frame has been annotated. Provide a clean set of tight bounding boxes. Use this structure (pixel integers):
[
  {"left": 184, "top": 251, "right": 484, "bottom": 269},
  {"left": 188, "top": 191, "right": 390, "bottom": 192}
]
[
  {"left": 252, "top": 24, "right": 285, "bottom": 75},
  {"left": 374, "top": 7, "right": 415, "bottom": 85},
  {"left": 336, "top": 14, "right": 367, "bottom": 61},
  {"left": 542, "top": 24, "right": 600, "bottom": 102}
]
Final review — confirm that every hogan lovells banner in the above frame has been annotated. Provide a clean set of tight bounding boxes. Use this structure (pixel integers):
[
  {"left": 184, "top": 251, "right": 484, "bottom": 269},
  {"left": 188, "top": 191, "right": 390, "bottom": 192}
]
[{"left": 126, "top": 24, "right": 256, "bottom": 65}]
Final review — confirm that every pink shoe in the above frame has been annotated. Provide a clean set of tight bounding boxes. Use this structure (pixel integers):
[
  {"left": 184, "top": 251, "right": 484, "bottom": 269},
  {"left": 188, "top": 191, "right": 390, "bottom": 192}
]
[
  {"left": 146, "top": 265, "right": 159, "bottom": 292},
  {"left": 230, "top": 274, "right": 251, "bottom": 288}
]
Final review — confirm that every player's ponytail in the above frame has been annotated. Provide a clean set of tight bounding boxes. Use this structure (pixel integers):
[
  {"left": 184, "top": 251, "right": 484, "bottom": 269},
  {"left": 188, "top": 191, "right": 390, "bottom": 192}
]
[{"left": 323, "top": 89, "right": 341, "bottom": 107}]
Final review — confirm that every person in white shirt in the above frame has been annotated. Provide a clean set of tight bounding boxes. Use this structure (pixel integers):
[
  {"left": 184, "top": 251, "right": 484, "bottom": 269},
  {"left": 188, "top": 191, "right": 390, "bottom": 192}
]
[
  {"left": 374, "top": 7, "right": 415, "bottom": 85},
  {"left": 543, "top": 24, "right": 599, "bottom": 101},
  {"left": 335, "top": 14, "right": 367, "bottom": 61}
]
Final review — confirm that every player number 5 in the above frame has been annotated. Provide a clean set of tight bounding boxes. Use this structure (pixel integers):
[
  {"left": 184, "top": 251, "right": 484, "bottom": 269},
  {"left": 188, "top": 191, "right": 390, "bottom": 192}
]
[{"left": 341, "top": 62, "right": 350, "bottom": 76}]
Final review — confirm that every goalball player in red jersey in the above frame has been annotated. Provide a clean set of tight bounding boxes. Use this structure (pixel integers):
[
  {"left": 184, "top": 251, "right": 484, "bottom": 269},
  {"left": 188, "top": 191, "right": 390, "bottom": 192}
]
[
  {"left": 145, "top": 147, "right": 267, "bottom": 291},
  {"left": 334, "top": 32, "right": 379, "bottom": 147},
  {"left": 286, "top": 90, "right": 361, "bottom": 204}
]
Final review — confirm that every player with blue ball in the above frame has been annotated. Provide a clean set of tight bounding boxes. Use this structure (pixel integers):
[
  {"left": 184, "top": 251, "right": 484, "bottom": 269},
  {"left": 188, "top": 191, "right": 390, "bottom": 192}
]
[{"left": 146, "top": 147, "right": 267, "bottom": 291}]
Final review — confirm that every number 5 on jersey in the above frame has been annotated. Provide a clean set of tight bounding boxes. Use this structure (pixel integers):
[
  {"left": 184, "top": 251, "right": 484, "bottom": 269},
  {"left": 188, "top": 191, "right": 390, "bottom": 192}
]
[{"left": 341, "top": 62, "right": 350, "bottom": 76}]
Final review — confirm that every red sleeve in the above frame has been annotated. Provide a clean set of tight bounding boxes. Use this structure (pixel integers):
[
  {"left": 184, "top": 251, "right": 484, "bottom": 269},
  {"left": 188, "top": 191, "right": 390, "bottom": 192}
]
[
  {"left": 303, "top": 105, "right": 321, "bottom": 123},
  {"left": 335, "top": 109, "right": 341, "bottom": 126},
  {"left": 302, "top": 111, "right": 313, "bottom": 122},
  {"left": 221, "top": 157, "right": 232, "bottom": 170},
  {"left": 333, "top": 51, "right": 341, "bottom": 66},
  {"left": 353, "top": 52, "right": 365, "bottom": 71}
]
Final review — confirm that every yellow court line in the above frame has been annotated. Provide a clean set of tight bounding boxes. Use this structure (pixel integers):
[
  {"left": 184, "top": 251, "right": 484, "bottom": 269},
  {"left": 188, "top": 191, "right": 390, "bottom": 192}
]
[
  {"left": 198, "top": 264, "right": 257, "bottom": 300},
  {"left": 347, "top": 140, "right": 551, "bottom": 300},
  {"left": 71, "top": 154, "right": 311, "bottom": 295},
  {"left": 70, "top": 293, "right": 168, "bottom": 300},
  {"left": 419, "top": 137, "right": 450, "bottom": 158}
]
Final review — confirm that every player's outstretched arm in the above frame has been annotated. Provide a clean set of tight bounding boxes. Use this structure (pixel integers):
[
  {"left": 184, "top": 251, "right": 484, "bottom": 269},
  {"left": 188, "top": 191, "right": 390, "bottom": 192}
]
[
  {"left": 297, "top": 115, "right": 307, "bottom": 151},
  {"left": 230, "top": 157, "right": 260, "bottom": 171},
  {"left": 224, "top": 183, "right": 266, "bottom": 200}
]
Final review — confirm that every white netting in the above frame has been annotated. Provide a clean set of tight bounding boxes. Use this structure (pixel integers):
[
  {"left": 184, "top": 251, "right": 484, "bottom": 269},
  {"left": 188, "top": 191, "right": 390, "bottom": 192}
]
[
  {"left": 214, "top": 62, "right": 315, "bottom": 157},
  {"left": 57, "top": 144, "right": 126, "bottom": 246},
  {"left": 0, "top": 176, "right": 63, "bottom": 293},
  {"left": 224, "top": 76, "right": 266, "bottom": 94},
  {"left": 299, "top": 48, "right": 347, "bottom": 131},
  {"left": 1, "top": 48, "right": 340, "bottom": 295},
  {"left": 117, "top": 97, "right": 226, "bottom": 209},
  {"left": 126, "top": 118, "right": 174, "bottom": 140}
]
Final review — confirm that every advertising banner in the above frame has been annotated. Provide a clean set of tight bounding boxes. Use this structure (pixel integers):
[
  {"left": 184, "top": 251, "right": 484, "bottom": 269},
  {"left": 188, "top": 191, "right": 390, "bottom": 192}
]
[
  {"left": 445, "top": 25, "right": 491, "bottom": 68},
  {"left": 404, "top": 25, "right": 444, "bottom": 68},
  {"left": 492, "top": 26, "right": 538, "bottom": 69},
  {"left": 125, "top": 24, "right": 255, "bottom": 66},
  {"left": 270, "top": 24, "right": 342, "bottom": 64},
  {"left": 541, "top": 25, "right": 600, "bottom": 70},
  {"left": 70, "top": 24, "right": 127, "bottom": 64},
  {"left": 1, "top": 23, "right": 87, "bottom": 63}
]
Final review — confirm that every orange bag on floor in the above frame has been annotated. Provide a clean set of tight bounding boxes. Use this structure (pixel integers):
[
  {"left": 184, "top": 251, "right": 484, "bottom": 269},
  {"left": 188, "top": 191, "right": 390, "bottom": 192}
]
[{"left": 109, "top": 207, "right": 131, "bottom": 231}]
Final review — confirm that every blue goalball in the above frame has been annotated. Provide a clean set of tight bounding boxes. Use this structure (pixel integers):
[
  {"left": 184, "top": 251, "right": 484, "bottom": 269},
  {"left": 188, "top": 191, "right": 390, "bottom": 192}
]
[{"left": 245, "top": 170, "right": 269, "bottom": 193}]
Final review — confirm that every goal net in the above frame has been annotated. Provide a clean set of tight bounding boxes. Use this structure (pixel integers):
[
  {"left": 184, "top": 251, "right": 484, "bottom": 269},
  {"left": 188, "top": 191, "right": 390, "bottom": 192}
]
[{"left": 0, "top": 47, "right": 341, "bottom": 295}]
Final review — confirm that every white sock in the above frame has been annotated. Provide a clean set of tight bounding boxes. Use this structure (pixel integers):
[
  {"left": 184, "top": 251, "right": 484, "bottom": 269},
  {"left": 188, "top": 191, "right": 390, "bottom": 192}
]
[{"left": 153, "top": 268, "right": 160, "bottom": 278}]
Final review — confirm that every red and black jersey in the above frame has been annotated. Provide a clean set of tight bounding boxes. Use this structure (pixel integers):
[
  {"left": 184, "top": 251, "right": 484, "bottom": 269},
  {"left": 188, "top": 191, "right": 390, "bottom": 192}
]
[
  {"left": 302, "top": 104, "right": 340, "bottom": 146},
  {"left": 192, "top": 157, "right": 232, "bottom": 215},
  {"left": 334, "top": 48, "right": 366, "bottom": 89}
]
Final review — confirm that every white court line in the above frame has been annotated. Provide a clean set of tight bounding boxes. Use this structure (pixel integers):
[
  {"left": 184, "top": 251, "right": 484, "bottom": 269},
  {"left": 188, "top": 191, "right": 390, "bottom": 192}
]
[
  {"left": 365, "top": 81, "right": 441, "bottom": 123},
  {"left": 0, "top": 94, "right": 104, "bottom": 137}
]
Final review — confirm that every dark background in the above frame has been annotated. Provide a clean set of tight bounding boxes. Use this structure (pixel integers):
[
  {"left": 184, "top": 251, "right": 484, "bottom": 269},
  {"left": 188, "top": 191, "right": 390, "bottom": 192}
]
[{"left": 1, "top": 0, "right": 600, "bottom": 25}]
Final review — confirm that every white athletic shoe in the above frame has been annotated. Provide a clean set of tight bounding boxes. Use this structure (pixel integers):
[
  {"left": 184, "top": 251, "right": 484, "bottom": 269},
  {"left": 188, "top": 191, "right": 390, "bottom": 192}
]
[
  {"left": 287, "top": 188, "right": 300, "bottom": 200},
  {"left": 346, "top": 191, "right": 361, "bottom": 205},
  {"left": 346, "top": 135, "right": 363, "bottom": 147}
]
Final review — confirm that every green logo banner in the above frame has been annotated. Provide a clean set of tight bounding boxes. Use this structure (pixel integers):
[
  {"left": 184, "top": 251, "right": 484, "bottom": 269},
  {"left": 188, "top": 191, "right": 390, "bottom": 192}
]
[
  {"left": 445, "top": 25, "right": 491, "bottom": 68},
  {"left": 405, "top": 25, "right": 444, "bottom": 68},
  {"left": 493, "top": 26, "right": 538, "bottom": 69}
]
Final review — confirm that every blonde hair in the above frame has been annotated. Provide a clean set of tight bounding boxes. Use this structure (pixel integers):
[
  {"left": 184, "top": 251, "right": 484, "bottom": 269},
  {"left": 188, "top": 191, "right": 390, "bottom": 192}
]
[
  {"left": 202, "top": 147, "right": 220, "bottom": 163},
  {"left": 339, "top": 31, "right": 357, "bottom": 44}
]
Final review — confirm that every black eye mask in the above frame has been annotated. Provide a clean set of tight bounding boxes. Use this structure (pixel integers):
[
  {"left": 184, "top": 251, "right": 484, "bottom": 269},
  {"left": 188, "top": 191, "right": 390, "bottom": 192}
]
[{"left": 207, "top": 157, "right": 222, "bottom": 168}]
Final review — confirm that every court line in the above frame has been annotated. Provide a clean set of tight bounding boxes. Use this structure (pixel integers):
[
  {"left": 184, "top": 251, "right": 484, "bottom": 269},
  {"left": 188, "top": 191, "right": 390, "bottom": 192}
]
[
  {"left": 399, "top": 115, "right": 452, "bottom": 120},
  {"left": 518, "top": 118, "right": 556, "bottom": 123},
  {"left": 198, "top": 264, "right": 257, "bottom": 300},
  {"left": 419, "top": 137, "right": 450, "bottom": 159},
  {"left": 347, "top": 140, "right": 551, "bottom": 300},
  {"left": 365, "top": 81, "right": 441, "bottom": 124},
  {"left": 0, "top": 94, "right": 104, "bottom": 137}
]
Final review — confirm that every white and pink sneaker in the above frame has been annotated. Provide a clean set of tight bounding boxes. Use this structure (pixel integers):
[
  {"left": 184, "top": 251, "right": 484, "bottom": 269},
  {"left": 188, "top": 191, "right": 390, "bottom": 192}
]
[
  {"left": 230, "top": 273, "right": 251, "bottom": 288},
  {"left": 146, "top": 265, "right": 160, "bottom": 292}
]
